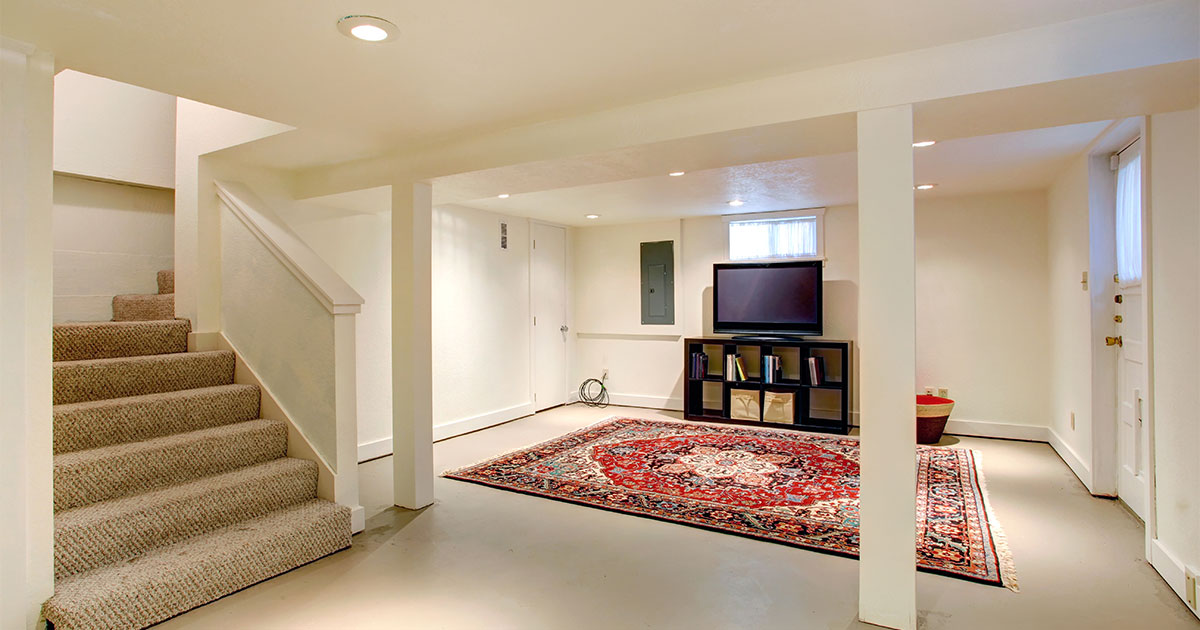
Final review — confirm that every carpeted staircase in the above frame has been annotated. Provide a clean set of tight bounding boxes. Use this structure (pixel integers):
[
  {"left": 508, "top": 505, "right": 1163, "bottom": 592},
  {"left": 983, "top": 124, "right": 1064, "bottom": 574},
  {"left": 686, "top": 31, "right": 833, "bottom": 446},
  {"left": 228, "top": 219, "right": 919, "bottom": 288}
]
[{"left": 44, "top": 270, "right": 352, "bottom": 630}]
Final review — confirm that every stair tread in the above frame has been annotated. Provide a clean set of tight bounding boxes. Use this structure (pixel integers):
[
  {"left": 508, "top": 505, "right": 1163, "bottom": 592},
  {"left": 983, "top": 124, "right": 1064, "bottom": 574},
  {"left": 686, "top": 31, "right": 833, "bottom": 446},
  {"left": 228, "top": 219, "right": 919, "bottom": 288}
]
[
  {"left": 53, "top": 319, "right": 190, "bottom": 362},
  {"left": 45, "top": 499, "right": 351, "bottom": 630},
  {"left": 53, "top": 350, "right": 235, "bottom": 405},
  {"left": 55, "top": 457, "right": 317, "bottom": 580},
  {"left": 54, "top": 384, "right": 260, "bottom": 454},
  {"left": 54, "top": 418, "right": 287, "bottom": 512}
]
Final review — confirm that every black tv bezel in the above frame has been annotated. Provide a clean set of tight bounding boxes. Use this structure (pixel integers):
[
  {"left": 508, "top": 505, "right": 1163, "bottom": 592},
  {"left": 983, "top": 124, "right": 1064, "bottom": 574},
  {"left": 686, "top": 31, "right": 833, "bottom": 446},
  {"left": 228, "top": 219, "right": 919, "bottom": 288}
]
[{"left": 712, "top": 260, "right": 823, "bottom": 337}]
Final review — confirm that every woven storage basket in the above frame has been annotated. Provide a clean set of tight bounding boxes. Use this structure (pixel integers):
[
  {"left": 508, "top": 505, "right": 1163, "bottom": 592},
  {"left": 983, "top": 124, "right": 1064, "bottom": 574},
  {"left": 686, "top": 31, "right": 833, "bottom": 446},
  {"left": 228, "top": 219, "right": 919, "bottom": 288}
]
[{"left": 916, "top": 395, "right": 955, "bottom": 444}]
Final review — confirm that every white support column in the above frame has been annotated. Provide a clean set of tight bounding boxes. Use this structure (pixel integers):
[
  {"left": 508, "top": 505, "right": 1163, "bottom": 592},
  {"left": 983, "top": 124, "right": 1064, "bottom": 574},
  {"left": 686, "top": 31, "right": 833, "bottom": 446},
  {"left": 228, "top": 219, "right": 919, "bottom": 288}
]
[
  {"left": 856, "top": 104, "right": 918, "bottom": 630},
  {"left": 392, "top": 181, "right": 435, "bottom": 509},
  {"left": 333, "top": 312, "right": 365, "bottom": 532},
  {"left": 0, "top": 38, "right": 55, "bottom": 630}
]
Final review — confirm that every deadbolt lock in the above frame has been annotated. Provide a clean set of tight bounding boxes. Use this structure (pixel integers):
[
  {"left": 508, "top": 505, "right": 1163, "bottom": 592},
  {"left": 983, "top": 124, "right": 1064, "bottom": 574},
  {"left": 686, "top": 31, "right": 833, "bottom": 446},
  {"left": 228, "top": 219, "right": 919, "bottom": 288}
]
[
  {"left": 1114, "top": 315, "right": 1123, "bottom": 323},
  {"left": 1105, "top": 336, "right": 1123, "bottom": 347},
  {"left": 1114, "top": 294, "right": 1123, "bottom": 304}
]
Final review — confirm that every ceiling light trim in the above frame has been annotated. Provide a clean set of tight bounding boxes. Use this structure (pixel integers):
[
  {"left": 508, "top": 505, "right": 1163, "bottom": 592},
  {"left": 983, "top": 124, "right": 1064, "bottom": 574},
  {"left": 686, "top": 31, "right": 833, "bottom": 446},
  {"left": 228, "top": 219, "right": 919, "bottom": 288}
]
[{"left": 337, "top": 15, "right": 399, "bottom": 43}]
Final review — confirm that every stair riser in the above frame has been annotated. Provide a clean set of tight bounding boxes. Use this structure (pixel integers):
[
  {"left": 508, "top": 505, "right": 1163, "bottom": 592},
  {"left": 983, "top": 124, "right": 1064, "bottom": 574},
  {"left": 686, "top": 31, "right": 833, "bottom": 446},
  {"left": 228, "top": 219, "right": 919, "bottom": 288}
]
[
  {"left": 53, "top": 352, "right": 234, "bottom": 405},
  {"left": 44, "top": 501, "right": 351, "bottom": 630},
  {"left": 53, "top": 321, "right": 190, "bottom": 362},
  {"left": 54, "top": 420, "right": 287, "bottom": 512},
  {"left": 112, "top": 293, "right": 174, "bottom": 321},
  {"left": 56, "top": 461, "right": 317, "bottom": 580},
  {"left": 157, "top": 270, "right": 174, "bottom": 295},
  {"left": 54, "top": 385, "right": 260, "bottom": 454}
]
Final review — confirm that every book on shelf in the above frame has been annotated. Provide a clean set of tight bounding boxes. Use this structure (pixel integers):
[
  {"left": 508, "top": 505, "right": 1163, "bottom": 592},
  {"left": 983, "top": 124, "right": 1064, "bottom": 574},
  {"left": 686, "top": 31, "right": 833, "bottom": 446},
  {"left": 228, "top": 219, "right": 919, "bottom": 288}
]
[
  {"left": 724, "top": 354, "right": 744, "bottom": 382},
  {"left": 762, "top": 355, "right": 780, "bottom": 384},
  {"left": 807, "top": 356, "right": 825, "bottom": 386},
  {"left": 689, "top": 352, "right": 708, "bottom": 379}
]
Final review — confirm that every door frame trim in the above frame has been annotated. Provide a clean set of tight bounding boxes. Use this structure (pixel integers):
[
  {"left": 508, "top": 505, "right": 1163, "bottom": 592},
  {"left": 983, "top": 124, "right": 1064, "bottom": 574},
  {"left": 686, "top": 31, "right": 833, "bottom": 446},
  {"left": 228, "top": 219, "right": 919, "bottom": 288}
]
[{"left": 1087, "top": 116, "right": 1156, "bottom": 557}]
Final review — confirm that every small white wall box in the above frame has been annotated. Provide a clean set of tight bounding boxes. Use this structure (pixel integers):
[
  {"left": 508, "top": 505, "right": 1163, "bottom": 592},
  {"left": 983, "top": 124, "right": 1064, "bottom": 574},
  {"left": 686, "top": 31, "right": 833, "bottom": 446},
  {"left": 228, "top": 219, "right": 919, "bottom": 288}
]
[{"left": 730, "top": 388, "right": 761, "bottom": 421}]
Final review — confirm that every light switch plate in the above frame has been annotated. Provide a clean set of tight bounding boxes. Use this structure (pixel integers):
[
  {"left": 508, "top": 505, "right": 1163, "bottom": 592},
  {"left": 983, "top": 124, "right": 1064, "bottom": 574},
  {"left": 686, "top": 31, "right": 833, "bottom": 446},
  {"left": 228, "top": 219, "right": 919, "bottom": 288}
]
[{"left": 937, "top": 387, "right": 949, "bottom": 398}]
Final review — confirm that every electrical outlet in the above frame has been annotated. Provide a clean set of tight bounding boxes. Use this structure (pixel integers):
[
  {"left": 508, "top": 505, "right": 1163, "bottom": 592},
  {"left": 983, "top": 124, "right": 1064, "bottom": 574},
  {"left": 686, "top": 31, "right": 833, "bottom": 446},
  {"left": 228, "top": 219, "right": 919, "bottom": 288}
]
[
  {"left": 1187, "top": 568, "right": 1197, "bottom": 609},
  {"left": 937, "top": 387, "right": 949, "bottom": 398},
  {"left": 924, "top": 386, "right": 936, "bottom": 396},
  {"left": 602, "top": 368, "right": 609, "bottom": 382},
  {"left": 1070, "top": 411, "right": 1076, "bottom": 431}
]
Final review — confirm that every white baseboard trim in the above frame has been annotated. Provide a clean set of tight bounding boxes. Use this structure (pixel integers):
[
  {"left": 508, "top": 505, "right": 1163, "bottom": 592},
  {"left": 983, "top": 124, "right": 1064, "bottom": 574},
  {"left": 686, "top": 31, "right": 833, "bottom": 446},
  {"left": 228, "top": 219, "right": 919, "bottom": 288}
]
[
  {"left": 357, "top": 437, "right": 392, "bottom": 463},
  {"left": 1150, "top": 539, "right": 1199, "bottom": 619},
  {"left": 1047, "top": 427, "right": 1094, "bottom": 492},
  {"left": 606, "top": 393, "right": 684, "bottom": 412},
  {"left": 433, "top": 402, "right": 536, "bottom": 442},
  {"left": 943, "top": 418, "right": 1050, "bottom": 442}
]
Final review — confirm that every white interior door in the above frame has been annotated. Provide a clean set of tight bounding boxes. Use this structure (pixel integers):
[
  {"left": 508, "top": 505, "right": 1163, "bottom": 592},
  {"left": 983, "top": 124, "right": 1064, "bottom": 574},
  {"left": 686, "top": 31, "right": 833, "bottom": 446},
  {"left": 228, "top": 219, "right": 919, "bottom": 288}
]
[
  {"left": 1113, "top": 137, "right": 1148, "bottom": 521},
  {"left": 531, "top": 223, "right": 567, "bottom": 411}
]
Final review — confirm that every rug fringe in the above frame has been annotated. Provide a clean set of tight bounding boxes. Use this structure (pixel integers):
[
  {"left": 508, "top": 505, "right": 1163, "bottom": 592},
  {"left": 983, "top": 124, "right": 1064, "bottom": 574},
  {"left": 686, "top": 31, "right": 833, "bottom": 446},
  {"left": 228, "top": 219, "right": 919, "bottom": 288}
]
[{"left": 970, "top": 449, "right": 1020, "bottom": 592}]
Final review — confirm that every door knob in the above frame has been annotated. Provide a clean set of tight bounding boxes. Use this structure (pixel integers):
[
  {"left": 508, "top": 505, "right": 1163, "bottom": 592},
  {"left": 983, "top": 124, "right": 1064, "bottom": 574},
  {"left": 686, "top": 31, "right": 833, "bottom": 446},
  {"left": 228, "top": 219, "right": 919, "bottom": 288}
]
[
  {"left": 1114, "top": 294, "right": 1123, "bottom": 304},
  {"left": 1105, "top": 336, "right": 1123, "bottom": 347}
]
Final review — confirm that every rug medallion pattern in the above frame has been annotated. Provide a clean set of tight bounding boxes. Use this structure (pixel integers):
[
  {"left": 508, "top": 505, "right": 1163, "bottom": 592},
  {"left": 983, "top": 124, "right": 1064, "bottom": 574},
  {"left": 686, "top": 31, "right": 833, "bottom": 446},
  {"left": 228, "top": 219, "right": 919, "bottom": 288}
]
[{"left": 445, "top": 418, "right": 1016, "bottom": 589}]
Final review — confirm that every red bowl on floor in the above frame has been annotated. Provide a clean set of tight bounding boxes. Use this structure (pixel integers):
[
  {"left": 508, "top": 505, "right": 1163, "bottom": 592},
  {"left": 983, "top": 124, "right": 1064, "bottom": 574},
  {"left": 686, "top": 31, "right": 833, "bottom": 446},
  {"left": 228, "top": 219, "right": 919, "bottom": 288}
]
[{"left": 916, "top": 395, "right": 955, "bottom": 444}]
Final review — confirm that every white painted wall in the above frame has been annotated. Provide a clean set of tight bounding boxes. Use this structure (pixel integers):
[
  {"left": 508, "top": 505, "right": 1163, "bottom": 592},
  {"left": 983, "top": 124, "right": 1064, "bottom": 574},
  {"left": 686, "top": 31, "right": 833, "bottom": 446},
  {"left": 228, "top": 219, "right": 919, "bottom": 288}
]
[
  {"left": 283, "top": 201, "right": 393, "bottom": 462},
  {"left": 1046, "top": 154, "right": 1096, "bottom": 482},
  {"left": 174, "top": 97, "right": 293, "bottom": 330},
  {"left": 52, "top": 175, "right": 175, "bottom": 322},
  {"left": 432, "top": 204, "right": 534, "bottom": 439},
  {"left": 572, "top": 220, "right": 684, "bottom": 409},
  {"left": 571, "top": 193, "right": 1052, "bottom": 437},
  {"left": 53, "top": 70, "right": 176, "bottom": 189},
  {"left": 916, "top": 192, "right": 1051, "bottom": 434},
  {"left": 1148, "top": 107, "right": 1200, "bottom": 596}
]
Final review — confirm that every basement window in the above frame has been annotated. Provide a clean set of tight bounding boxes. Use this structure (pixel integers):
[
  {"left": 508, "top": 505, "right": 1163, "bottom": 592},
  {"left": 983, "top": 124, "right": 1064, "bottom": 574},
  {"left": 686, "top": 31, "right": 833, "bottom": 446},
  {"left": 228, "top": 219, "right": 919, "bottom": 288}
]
[{"left": 727, "top": 209, "right": 825, "bottom": 261}]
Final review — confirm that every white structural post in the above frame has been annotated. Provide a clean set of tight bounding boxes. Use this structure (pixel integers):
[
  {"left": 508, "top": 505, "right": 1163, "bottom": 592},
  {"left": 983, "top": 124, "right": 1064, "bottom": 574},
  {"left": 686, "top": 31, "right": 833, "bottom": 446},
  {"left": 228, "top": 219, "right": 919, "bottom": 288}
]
[
  {"left": 0, "top": 38, "right": 55, "bottom": 630},
  {"left": 856, "top": 104, "right": 918, "bottom": 630},
  {"left": 392, "top": 181, "right": 435, "bottom": 509}
]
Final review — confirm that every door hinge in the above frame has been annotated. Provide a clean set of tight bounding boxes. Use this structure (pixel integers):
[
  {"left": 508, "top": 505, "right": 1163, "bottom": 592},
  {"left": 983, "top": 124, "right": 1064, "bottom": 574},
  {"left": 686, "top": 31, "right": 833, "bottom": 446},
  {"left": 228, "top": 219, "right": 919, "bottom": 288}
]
[
  {"left": 533, "top": 239, "right": 537, "bottom": 249},
  {"left": 533, "top": 316, "right": 537, "bottom": 325}
]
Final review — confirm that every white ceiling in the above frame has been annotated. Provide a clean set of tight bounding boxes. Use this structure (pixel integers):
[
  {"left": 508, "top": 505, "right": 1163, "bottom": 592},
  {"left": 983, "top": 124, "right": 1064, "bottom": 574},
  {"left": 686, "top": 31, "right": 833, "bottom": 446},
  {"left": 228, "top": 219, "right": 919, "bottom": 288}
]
[
  {"left": 1, "top": 0, "right": 1161, "bottom": 169},
  {"left": 456, "top": 120, "right": 1112, "bottom": 225}
]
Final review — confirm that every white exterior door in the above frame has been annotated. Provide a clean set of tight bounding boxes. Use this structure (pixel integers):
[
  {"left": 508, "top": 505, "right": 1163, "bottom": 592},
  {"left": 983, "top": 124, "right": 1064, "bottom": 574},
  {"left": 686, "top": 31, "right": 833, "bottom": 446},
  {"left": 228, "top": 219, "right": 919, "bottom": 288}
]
[
  {"left": 531, "top": 223, "right": 568, "bottom": 411},
  {"left": 1113, "top": 137, "right": 1148, "bottom": 521}
]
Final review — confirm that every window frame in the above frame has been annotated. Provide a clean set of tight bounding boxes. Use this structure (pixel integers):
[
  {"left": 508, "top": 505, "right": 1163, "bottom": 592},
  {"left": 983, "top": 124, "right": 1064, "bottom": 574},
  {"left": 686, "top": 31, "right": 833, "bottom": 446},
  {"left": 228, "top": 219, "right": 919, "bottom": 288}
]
[{"left": 723, "top": 208, "right": 827, "bottom": 263}]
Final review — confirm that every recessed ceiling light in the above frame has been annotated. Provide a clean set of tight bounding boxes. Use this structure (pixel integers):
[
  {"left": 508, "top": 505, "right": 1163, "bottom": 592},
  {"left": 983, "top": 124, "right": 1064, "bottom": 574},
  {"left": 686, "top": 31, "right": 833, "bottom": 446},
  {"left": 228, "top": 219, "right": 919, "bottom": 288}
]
[
  {"left": 337, "top": 15, "right": 398, "bottom": 43},
  {"left": 728, "top": 200, "right": 745, "bottom": 207},
  {"left": 669, "top": 171, "right": 686, "bottom": 177},
  {"left": 585, "top": 214, "right": 600, "bottom": 219},
  {"left": 912, "top": 140, "right": 936, "bottom": 148},
  {"left": 497, "top": 193, "right": 510, "bottom": 199},
  {"left": 915, "top": 184, "right": 936, "bottom": 190}
]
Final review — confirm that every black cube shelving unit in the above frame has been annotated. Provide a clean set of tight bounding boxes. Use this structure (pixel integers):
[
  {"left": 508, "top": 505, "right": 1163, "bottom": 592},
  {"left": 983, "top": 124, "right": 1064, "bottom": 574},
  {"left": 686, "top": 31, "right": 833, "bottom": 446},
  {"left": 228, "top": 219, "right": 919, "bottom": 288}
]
[{"left": 684, "top": 337, "right": 852, "bottom": 435}]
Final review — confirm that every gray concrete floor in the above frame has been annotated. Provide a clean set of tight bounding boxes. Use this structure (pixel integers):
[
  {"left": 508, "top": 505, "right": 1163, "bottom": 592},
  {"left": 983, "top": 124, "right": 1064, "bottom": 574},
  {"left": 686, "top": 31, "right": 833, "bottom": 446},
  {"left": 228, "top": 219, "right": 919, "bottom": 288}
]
[{"left": 157, "top": 405, "right": 1198, "bottom": 629}]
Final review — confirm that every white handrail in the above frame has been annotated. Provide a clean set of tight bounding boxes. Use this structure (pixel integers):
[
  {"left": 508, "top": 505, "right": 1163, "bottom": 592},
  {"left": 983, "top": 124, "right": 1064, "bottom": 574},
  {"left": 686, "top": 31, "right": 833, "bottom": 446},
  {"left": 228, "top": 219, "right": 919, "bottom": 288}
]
[{"left": 215, "top": 180, "right": 364, "bottom": 314}]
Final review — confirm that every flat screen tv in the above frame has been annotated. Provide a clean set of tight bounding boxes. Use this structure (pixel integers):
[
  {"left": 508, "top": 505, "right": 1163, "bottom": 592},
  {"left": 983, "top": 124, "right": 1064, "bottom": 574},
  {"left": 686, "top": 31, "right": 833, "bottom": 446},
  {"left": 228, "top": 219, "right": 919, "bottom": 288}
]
[{"left": 713, "top": 261, "right": 822, "bottom": 337}]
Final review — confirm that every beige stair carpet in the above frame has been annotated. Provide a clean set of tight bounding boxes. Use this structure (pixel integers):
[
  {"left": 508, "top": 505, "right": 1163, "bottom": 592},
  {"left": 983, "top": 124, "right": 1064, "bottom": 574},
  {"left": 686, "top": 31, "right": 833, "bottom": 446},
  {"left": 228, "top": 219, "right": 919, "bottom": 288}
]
[{"left": 45, "top": 269, "right": 350, "bottom": 630}]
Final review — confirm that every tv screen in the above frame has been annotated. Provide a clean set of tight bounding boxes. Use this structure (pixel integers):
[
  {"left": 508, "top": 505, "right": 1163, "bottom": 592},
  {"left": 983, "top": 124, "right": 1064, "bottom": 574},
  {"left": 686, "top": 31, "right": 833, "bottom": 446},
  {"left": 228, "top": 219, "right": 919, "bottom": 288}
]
[{"left": 713, "top": 261, "right": 822, "bottom": 336}]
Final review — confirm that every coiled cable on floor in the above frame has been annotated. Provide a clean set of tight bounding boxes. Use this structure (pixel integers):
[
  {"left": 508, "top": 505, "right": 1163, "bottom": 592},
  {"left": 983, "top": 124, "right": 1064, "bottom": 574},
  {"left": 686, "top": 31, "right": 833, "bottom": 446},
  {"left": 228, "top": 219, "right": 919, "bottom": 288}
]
[{"left": 578, "top": 376, "right": 609, "bottom": 408}]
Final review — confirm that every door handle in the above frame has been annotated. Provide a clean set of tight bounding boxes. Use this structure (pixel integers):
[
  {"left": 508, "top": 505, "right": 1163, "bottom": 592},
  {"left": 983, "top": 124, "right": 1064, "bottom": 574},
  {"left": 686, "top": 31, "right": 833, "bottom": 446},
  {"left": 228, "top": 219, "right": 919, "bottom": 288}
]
[
  {"left": 560, "top": 325, "right": 569, "bottom": 333},
  {"left": 1105, "top": 336, "right": 1123, "bottom": 347}
]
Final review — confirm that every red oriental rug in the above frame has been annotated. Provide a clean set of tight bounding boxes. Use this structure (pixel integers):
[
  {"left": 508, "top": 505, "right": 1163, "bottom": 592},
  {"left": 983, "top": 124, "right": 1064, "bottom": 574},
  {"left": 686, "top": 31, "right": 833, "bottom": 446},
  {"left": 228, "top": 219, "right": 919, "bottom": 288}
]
[{"left": 445, "top": 417, "right": 1017, "bottom": 590}]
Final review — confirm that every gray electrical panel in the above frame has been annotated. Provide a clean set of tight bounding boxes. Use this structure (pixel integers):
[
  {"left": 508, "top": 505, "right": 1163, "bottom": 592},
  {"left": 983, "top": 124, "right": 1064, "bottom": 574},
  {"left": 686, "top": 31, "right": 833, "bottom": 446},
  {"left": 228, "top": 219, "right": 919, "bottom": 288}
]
[{"left": 640, "top": 240, "right": 675, "bottom": 325}]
